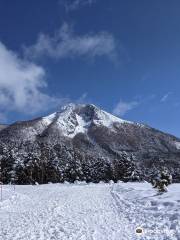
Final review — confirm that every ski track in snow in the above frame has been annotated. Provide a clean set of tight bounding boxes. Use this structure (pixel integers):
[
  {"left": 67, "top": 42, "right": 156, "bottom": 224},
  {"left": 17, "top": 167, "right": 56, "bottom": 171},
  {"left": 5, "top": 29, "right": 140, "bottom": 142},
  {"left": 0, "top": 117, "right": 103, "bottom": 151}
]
[
  {"left": 0, "top": 183, "right": 180, "bottom": 240},
  {"left": 111, "top": 183, "right": 180, "bottom": 240}
]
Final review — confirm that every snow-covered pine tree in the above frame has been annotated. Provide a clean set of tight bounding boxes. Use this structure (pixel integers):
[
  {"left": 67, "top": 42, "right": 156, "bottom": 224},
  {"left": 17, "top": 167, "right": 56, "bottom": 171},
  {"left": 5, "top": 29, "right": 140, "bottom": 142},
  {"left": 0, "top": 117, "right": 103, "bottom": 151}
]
[{"left": 152, "top": 168, "right": 172, "bottom": 192}]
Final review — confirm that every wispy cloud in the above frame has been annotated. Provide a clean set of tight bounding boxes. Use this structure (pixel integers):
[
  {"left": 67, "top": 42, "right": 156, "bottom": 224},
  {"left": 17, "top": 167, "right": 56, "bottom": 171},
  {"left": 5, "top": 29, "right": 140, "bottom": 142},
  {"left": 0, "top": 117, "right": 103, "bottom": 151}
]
[
  {"left": 160, "top": 92, "right": 172, "bottom": 103},
  {"left": 59, "top": 0, "right": 95, "bottom": 12},
  {"left": 24, "top": 23, "right": 117, "bottom": 62},
  {"left": 76, "top": 93, "right": 88, "bottom": 104},
  {"left": 0, "top": 41, "right": 67, "bottom": 118},
  {"left": 113, "top": 100, "right": 139, "bottom": 117}
]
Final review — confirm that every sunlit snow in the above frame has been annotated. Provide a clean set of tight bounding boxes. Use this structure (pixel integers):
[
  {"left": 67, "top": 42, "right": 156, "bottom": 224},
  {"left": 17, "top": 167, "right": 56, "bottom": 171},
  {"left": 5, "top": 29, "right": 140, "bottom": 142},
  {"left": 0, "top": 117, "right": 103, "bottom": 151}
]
[
  {"left": 174, "top": 141, "right": 180, "bottom": 150},
  {"left": 41, "top": 103, "right": 133, "bottom": 138},
  {"left": 0, "top": 182, "right": 179, "bottom": 240}
]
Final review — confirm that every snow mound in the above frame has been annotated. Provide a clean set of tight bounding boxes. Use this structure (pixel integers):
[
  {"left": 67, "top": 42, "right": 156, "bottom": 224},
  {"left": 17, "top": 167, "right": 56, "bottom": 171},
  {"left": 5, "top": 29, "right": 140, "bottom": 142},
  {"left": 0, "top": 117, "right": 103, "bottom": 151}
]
[{"left": 0, "top": 186, "right": 32, "bottom": 213}]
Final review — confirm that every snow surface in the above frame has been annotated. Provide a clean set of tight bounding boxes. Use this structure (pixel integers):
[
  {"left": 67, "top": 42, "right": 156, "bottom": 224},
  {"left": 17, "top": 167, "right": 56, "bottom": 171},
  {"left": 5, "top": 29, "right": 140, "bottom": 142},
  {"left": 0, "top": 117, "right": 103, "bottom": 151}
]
[
  {"left": 42, "top": 113, "right": 56, "bottom": 126},
  {"left": 68, "top": 114, "right": 91, "bottom": 138},
  {"left": 0, "top": 182, "right": 180, "bottom": 240},
  {"left": 174, "top": 141, "right": 180, "bottom": 150},
  {"left": 92, "top": 109, "right": 129, "bottom": 127}
]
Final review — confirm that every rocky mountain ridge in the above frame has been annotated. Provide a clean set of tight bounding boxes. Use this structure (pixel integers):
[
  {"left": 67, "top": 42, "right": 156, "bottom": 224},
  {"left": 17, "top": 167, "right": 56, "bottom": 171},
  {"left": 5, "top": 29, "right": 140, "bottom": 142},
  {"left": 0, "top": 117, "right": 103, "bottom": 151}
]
[{"left": 1, "top": 103, "right": 180, "bottom": 184}]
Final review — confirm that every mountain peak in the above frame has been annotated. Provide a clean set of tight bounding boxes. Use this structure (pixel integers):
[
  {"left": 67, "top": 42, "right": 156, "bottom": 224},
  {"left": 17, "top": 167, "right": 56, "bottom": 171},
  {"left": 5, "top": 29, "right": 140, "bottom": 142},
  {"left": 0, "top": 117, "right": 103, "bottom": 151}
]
[
  {"left": 59, "top": 103, "right": 98, "bottom": 112},
  {"left": 1, "top": 103, "right": 180, "bottom": 184},
  {"left": 43, "top": 103, "right": 131, "bottom": 138},
  {"left": 60, "top": 103, "right": 77, "bottom": 112}
]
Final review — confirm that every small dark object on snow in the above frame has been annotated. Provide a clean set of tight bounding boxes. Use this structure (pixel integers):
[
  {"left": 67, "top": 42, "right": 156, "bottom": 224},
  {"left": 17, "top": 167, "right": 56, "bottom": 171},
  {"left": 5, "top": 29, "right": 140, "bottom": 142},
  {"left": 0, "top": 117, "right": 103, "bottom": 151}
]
[{"left": 135, "top": 227, "right": 143, "bottom": 235}]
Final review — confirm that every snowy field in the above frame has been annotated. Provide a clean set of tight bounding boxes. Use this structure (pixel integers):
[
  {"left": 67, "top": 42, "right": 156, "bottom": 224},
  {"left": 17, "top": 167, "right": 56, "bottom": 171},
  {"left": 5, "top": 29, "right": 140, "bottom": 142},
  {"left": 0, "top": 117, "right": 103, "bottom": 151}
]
[{"left": 0, "top": 182, "right": 180, "bottom": 240}]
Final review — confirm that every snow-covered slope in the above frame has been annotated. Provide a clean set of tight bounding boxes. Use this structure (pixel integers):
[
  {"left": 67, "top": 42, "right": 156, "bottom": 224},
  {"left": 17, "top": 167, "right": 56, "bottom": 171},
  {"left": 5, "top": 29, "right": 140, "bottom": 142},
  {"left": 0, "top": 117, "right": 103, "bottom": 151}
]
[
  {"left": 42, "top": 103, "right": 131, "bottom": 138},
  {"left": 0, "top": 182, "right": 180, "bottom": 240},
  {"left": 174, "top": 141, "right": 180, "bottom": 150},
  {"left": 1, "top": 103, "right": 180, "bottom": 184}
]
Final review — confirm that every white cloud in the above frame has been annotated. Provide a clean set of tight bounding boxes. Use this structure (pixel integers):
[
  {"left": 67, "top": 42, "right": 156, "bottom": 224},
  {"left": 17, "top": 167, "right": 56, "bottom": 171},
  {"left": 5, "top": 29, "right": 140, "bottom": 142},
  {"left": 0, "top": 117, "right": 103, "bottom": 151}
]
[
  {"left": 160, "top": 92, "right": 172, "bottom": 102},
  {"left": 60, "top": 0, "right": 95, "bottom": 12},
  {"left": 113, "top": 100, "right": 139, "bottom": 117},
  {"left": 24, "top": 23, "right": 117, "bottom": 62},
  {"left": 76, "top": 93, "right": 88, "bottom": 103},
  {"left": 0, "top": 41, "right": 64, "bottom": 117}
]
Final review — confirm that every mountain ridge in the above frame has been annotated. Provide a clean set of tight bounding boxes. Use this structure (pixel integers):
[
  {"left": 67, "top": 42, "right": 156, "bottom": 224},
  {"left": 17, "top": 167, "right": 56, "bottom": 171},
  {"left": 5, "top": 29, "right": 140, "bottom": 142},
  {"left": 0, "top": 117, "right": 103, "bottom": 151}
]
[{"left": 1, "top": 103, "right": 180, "bottom": 184}]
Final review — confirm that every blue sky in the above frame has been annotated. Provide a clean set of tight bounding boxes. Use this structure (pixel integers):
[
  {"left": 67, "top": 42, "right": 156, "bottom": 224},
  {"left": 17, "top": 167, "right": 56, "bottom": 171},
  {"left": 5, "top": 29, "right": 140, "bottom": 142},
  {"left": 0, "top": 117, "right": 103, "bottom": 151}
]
[{"left": 0, "top": 0, "right": 180, "bottom": 137}]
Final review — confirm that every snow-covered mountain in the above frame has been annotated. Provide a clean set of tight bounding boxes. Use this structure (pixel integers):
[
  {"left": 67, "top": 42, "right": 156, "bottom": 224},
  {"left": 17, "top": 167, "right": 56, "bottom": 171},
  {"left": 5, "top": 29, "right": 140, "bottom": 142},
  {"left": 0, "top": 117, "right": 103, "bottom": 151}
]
[
  {"left": 42, "top": 103, "right": 130, "bottom": 138},
  {"left": 1, "top": 103, "right": 180, "bottom": 184}
]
